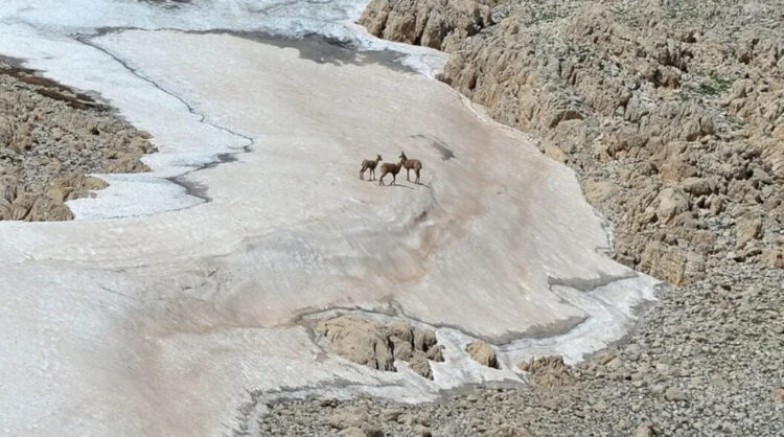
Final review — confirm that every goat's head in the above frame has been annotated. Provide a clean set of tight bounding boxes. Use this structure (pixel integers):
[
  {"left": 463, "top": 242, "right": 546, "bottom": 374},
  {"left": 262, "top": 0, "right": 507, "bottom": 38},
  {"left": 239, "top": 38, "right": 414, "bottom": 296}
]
[
  {"left": 377, "top": 154, "right": 382, "bottom": 161},
  {"left": 399, "top": 152, "right": 408, "bottom": 161}
]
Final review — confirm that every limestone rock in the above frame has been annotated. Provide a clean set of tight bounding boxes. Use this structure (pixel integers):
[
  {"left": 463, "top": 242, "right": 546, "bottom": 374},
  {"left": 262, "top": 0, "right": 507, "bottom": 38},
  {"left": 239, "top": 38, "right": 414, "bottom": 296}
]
[
  {"left": 518, "top": 356, "right": 575, "bottom": 388},
  {"left": 773, "top": 388, "right": 784, "bottom": 404},
  {"left": 654, "top": 187, "right": 690, "bottom": 223},
  {"left": 413, "top": 424, "right": 432, "bottom": 437},
  {"left": 633, "top": 422, "right": 660, "bottom": 437},
  {"left": 358, "top": 0, "right": 493, "bottom": 52},
  {"left": 316, "top": 316, "right": 395, "bottom": 372},
  {"left": 408, "top": 352, "right": 432, "bottom": 380},
  {"left": 0, "top": 199, "right": 11, "bottom": 220},
  {"left": 329, "top": 410, "right": 384, "bottom": 437},
  {"left": 315, "top": 316, "right": 443, "bottom": 378},
  {"left": 0, "top": 176, "right": 17, "bottom": 202},
  {"left": 762, "top": 249, "right": 784, "bottom": 269},
  {"left": 680, "top": 177, "right": 715, "bottom": 196},
  {"left": 9, "top": 194, "right": 35, "bottom": 221},
  {"left": 328, "top": 410, "right": 364, "bottom": 430},
  {"left": 583, "top": 179, "right": 621, "bottom": 205},
  {"left": 639, "top": 242, "right": 687, "bottom": 285},
  {"left": 736, "top": 213, "right": 763, "bottom": 251},
  {"left": 338, "top": 427, "right": 368, "bottom": 437},
  {"left": 466, "top": 341, "right": 499, "bottom": 369},
  {"left": 664, "top": 387, "right": 687, "bottom": 402},
  {"left": 413, "top": 326, "right": 438, "bottom": 352},
  {"left": 28, "top": 196, "right": 73, "bottom": 222}
]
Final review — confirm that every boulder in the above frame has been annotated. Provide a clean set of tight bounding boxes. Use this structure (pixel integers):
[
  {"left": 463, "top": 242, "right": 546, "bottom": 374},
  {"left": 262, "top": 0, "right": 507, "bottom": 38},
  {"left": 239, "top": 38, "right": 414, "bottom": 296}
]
[
  {"left": 328, "top": 410, "right": 365, "bottom": 430},
  {"left": 29, "top": 196, "right": 73, "bottom": 222},
  {"left": 736, "top": 213, "right": 763, "bottom": 251},
  {"left": 408, "top": 353, "right": 432, "bottom": 380},
  {"left": 773, "top": 388, "right": 784, "bottom": 404},
  {"left": 466, "top": 341, "right": 499, "bottom": 368},
  {"left": 338, "top": 427, "right": 368, "bottom": 437},
  {"left": 634, "top": 423, "right": 660, "bottom": 437},
  {"left": 762, "top": 249, "right": 784, "bottom": 269},
  {"left": 315, "top": 316, "right": 442, "bottom": 378},
  {"left": 582, "top": 179, "right": 621, "bottom": 205},
  {"left": 316, "top": 317, "right": 395, "bottom": 371},
  {"left": 518, "top": 355, "right": 575, "bottom": 388},
  {"left": 680, "top": 177, "right": 715, "bottom": 196},
  {"left": 639, "top": 242, "right": 688, "bottom": 285},
  {"left": 0, "top": 176, "right": 17, "bottom": 202},
  {"left": 489, "top": 426, "right": 533, "bottom": 437},
  {"left": 654, "top": 187, "right": 690, "bottom": 223}
]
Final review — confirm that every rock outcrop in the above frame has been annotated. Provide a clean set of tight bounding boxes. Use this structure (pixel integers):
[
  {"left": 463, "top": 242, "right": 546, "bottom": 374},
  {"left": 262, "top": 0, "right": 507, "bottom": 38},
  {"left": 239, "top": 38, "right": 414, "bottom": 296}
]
[
  {"left": 518, "top": 356, "right": 576, "bottom": 389},
  {"left": 315, "top": 316, "right": 444, "bottom": 379},
  {"left": 0, "top": 62, "right": 156, "bottom": 221},
  {"left": 773, "top": 388, "right": 784, "bottom": 404},
  {"left": 465, "top": 340, "right": 499, "bottom": 369},
  {"left": 358, "top": 0, "right": 495, "bottom": 52}
]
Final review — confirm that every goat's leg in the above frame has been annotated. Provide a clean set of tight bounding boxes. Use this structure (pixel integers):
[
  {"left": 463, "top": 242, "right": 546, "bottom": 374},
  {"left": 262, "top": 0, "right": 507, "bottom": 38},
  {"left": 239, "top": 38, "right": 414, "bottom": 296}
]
[
  {"left": 406, "top": 168, "right": 411, "bottom": 182},
  {"left": 370, "top": 168, "right": 375, "bottom": 181},
  {"left": 379, "top": 172, "right": 385, "bottom": 186},
  {"left": 359, "top": 169, "right": 364, "bottom": 180},
  {"left": 415, "top": 169, "right": 420, "bottom": 184}
]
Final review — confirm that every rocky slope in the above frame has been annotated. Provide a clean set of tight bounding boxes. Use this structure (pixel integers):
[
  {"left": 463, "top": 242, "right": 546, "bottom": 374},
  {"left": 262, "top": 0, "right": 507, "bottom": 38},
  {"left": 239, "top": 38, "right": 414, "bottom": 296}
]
[
  {"left": 0, "top": 61, "right": 155, "bottom": 221},
  {"left": 252, "top": 1, "right": 784, "bottom": 435},
  {"left": 360, "top": 0, "right": 784, "bottom": 284}
]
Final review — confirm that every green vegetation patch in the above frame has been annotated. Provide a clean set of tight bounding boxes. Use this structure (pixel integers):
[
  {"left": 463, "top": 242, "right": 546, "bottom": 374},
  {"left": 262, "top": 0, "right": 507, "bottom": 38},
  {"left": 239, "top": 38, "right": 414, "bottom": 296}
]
[{"left": 697, "top": 74, "right": 733, "bottom": 96}]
